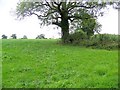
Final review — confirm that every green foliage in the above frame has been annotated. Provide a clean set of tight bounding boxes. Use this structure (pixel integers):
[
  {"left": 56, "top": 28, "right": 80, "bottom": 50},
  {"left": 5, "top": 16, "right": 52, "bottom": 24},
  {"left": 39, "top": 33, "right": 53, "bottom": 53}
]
[
  {"left": 81, "top": 18, "right": 96, "bottom": 37},
  {"left": 76, "top": 19, "right": 102, "bottom": 39},
  {"left": 2, "top": 39, "right": 118, "bottom": 88},
  {"left": 66, "top": 33, "right": 118, "bottom": 50},
  {"left": 88, "top": 34, "right": 118, "bottom": 50},
  {"left": 66, "top": 30, "right": 87, "bottom": 44}
]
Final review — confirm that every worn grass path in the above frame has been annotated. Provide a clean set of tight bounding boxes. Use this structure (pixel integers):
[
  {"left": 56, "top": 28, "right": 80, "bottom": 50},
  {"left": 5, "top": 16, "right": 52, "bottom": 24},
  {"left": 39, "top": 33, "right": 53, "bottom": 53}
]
[{"left": 2, "top": 39, "right": 118, "bottom": 88}]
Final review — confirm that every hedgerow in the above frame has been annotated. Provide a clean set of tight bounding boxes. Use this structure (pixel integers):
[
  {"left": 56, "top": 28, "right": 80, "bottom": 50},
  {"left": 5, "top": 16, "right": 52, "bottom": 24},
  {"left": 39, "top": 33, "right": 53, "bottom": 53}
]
[{"left": 65, "top": 32, "right": 119, "bottom": 50}]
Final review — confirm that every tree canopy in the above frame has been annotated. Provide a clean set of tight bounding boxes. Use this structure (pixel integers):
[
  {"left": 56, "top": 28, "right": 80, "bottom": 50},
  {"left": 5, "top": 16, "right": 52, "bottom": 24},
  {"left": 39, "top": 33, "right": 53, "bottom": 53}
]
[
  {"left": 2, "top": 34, "right": 7, "bottom": 39},
  {"left": 16, "top": 0, "right": 116, "bottom": 42},
  {"left": 11, "top": 34, "right": 17, "bottom": 39}
]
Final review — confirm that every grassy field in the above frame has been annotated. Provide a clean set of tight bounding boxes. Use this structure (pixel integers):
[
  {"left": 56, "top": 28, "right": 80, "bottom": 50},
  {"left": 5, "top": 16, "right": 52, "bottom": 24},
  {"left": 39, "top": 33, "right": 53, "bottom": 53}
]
[{"left": 2, "top": 39, "right": 118, "bottom": 88}]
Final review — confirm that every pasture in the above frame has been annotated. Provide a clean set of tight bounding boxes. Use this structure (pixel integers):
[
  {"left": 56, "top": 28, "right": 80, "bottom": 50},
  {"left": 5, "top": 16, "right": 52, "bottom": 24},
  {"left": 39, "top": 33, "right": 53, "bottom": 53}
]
[{"left": 2, "top": 39, "right": 118, "bottom": 88}]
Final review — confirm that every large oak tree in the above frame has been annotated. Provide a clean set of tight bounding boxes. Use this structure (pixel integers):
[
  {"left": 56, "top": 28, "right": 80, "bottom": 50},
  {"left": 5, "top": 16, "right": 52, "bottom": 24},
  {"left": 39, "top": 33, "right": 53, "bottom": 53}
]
[{"left": 16, "top": 0, "right": 114, "bottom": 42}]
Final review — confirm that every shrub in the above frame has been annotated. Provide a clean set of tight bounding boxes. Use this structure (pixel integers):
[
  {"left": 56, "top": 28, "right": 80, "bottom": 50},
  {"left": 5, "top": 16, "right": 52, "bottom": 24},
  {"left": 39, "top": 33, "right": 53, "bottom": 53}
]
[{"left": 66, "top": 30, "right": 87, "bottom": 44}]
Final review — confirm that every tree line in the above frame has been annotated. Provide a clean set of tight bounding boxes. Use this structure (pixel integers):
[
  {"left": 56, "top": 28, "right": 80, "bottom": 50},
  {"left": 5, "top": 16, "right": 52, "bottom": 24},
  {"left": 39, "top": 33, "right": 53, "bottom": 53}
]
[{"left": 1, "top": 34, "right": 46, "bottom": 39}]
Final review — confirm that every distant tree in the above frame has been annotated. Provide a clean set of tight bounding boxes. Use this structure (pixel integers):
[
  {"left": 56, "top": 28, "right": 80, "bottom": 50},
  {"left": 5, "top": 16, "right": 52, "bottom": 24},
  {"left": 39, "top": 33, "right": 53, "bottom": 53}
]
[
  {"left": 36, "top": 34, "right": 45, "bottom": 39},
  {"left": 22, "top": 35, "right": 27, "bottom": 39},
  {"left": 11, "top": 34, "right": 17, "bottom": 39},
  {"left": 2, "top": 34, "right": 7, "bottom": 39}
]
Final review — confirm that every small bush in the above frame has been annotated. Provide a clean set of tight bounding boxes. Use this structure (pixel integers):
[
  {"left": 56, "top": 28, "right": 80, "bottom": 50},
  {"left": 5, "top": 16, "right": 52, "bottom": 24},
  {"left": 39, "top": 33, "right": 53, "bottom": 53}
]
[{"left": 66, "top": 30, "right": 87, "bottom": 44}]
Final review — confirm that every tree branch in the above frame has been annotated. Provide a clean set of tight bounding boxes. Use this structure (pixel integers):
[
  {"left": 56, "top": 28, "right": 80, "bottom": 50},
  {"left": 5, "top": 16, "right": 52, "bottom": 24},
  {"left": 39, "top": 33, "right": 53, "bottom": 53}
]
[
  {"left": 68, "top": 4, "right": 96, "bottom": 12},
  {"left": 52, "top": 22, "right": 61, "bottom": 27}
]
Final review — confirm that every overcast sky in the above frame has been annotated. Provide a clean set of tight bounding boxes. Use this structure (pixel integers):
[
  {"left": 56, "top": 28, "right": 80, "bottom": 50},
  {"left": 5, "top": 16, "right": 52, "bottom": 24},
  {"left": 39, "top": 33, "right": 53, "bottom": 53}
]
[{"left": 0, "top": 0, "right": 118, "bottom": 39}]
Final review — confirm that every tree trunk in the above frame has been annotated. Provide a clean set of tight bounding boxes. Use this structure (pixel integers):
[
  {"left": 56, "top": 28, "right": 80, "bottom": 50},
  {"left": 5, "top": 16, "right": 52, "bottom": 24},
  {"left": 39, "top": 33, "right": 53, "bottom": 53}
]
[
  {"left": 61, "top": 4, "right": 69, "bottom": 43},
  {"left": 61, "top": 18, "right": 69, "bottom": 43}
]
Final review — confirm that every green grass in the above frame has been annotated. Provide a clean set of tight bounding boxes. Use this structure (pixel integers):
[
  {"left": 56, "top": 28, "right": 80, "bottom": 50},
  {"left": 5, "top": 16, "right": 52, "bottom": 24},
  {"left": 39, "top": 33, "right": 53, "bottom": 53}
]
[{"left": 2, "top": 39, "right": 118, "bottom": 88}]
